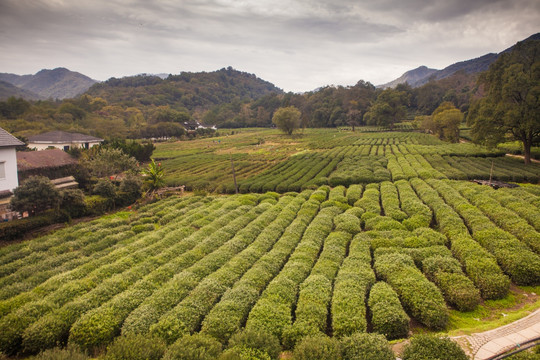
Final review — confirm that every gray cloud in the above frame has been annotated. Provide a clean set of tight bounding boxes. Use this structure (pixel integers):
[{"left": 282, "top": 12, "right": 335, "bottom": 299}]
[{"left": 0, "top": 0, "right": 538, "bottom": 92}]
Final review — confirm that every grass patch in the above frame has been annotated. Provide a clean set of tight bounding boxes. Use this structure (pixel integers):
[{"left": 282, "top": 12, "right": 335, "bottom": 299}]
[{"left": 447, "top": 285, "right": 540, "bottom": 335}]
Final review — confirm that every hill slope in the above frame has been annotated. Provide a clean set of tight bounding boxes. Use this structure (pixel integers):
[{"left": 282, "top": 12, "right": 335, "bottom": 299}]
[
  {"left": 0, "top": 68, "right": 97, "bottom": 99},
  {"left": 379, "top": 32, "right": 540, "bottom": 88},
  {"left": 0, "top": 80, "right": 40, "bottom": 100},
  {"left": 85, "top": 67, "right": 283, "bottom": 112}
]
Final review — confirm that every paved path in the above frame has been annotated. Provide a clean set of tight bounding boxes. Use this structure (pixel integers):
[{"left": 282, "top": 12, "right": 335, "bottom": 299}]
[{"left": 453, "top": 308, "right": 540, "bottom": 359}]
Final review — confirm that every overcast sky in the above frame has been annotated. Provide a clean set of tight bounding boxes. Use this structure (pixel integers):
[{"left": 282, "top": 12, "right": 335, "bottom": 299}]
[{"left": 0, "top": 0, "right": 538, "bottom": 92}]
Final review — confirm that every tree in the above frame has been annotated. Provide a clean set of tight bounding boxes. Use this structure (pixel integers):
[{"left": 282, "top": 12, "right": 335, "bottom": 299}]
[
  {"left": 82, "top": 148, "right": 138, "bottom": 178},
  {"left": 364, "top": 89, "right": 408, "bottom": 130},
  {"left": 272, "top": 106, "right": 302, "bottom": 135},
  {"left": 467, "top": 38, "right": 540, "bottom": 164},
  {"left": 141, "top": 159, "right": 165, "bottom": 191},
  {"left": 417, "top": 102, "right": 463, "bottom": 142},
  {"left": 10, "top": 176, "right": 61, "bottom": 216}
]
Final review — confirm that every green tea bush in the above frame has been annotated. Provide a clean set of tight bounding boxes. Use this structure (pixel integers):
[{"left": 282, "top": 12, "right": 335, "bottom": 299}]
[
  {"left": 103, "top": 334, "right": 166, "bottom": 360},
  {"left": 374, "top": 253, "right": 448, "bottom": 330},
  {"left": 345, "top": 184, "right": 363, "bottom": 205},
  {"left": 341, "top": 333, "right": 394, "bottom": 360},
  {"left": 368, "top": 282, "right": 409, "bottom": 340},
  {"left": 401, "top": 335, "right": 468, "bottom": 360},
  {"left": 227, "top": 328, "right": 281, "bottom": 360},
  {"left": 219, "top": 346, "right": 271, "bottom": 360},
  {"left": 27, "top": 345, "right": 89, "bottom": 360},
  {"left": 162, "top": 333, "right": 222, "bottom": 360},
  {"left": 293, "top": 334, "right": 341, "bottom": 360},
  {"left": 334, "top": 213, "right": 361, "bottom": 234}
]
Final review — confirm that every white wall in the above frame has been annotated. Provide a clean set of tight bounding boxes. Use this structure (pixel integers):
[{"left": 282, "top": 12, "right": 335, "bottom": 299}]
[
  {"left": 0, "top": 147, "right": 19, "bottom": 192},
  {"left": 28, "top": 141, "right": 102, "bottom": 151}
]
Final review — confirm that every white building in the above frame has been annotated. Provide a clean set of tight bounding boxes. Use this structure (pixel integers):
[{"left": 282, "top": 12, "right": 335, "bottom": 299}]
[
  {"left": 0, "top": 127, "right": 24, "bottom": 193},
  {"left": 28, "top": 131, "right": 103, "bottom": 151}
]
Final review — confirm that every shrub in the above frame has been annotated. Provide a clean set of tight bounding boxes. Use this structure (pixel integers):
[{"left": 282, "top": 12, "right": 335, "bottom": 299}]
[
  {"left": 10, "top": 176, "right": 61, "bottom": 215},
  {"left": 293, "top": 334, "right": 341, "bottom": 360},
  {"left": 341, "top": 333, "right": 394, "bottom": 360},
  {"left": 162, "top": 333, "right": 222, "bottom": 360},
  {"left": 27, "top": 345, "right": 89, "bottom": 360},
  {"left": 334, "top": 213, "right": 361, "bottom": 234},
  {"left": 117, "top": 175, "right": 143, "bottom": 205},
  {"left": 227, "top": 328, "right": 281, "bottom": 360},
  {"left": 85, "top": 195, "right": 114, "bottom": 215},
  {"left": 368, "top": 282, "right": 410, "bottom": 340},
  {"left": 401, "top": 335, "right": 468, "bottom": 360},
  {"left": 219, "top": 346, "right": 271, "bottom": 360},
  {"left": 92, "top": 179, "right": 116, "bottom": 199},
  {"left": 0, "top": 211, "right": 57, "bottom": 241},
  {"left": 103, "top": 334, "right": 166, "bottom": 360},
  {"left": 60, "top": 189, "right": 87, "bottom": 218}
]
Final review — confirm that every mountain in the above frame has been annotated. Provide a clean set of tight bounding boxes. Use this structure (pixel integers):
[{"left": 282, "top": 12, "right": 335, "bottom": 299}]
[
  {"left": 85, "top": 67, "right": 283, "bottom": 112},
  {"left": 379, "top": 32, "right": 540, "bottom": 88},
  {"left": 0, "top": 68, "right": 97, "bottom": 100},
  {"left": 378, "top": 66, "right": 438, "bottom": 89},
  {"left": 0, "top": 80, "right": 41, "bottom": 100}
]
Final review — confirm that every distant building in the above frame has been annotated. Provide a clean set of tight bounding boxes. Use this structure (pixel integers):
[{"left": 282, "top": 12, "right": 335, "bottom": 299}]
[
  {"left": 0, "top": 127, "right": 24, "bottom": 193},
  {"left": 17, "top": 149, "right": 78, "bottom": 183},
  {"left": 28, "top": 131, "right": 103, "bottom": 151}
]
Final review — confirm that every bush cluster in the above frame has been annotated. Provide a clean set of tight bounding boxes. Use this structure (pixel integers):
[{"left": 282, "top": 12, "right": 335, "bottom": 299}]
[{"left": 368, "top": 282, "right": 410, "bottom": 339}]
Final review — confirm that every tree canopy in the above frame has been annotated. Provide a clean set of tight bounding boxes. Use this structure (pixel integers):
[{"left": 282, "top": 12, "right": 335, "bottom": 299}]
[
  {"left": 417, "top": 101, "right": 463, "bottom": 142},
  {"left": 364, "top": 89, "right": 408, "bottom": 130},
  {"left": 272, "top": 106, "right": 302, "bottom": 135},
  {"left": 10, "top": 176, "right": 60, "bottom": 215},
  {"left": 467, "top": 38, "right": 540, "bottom": 164}
]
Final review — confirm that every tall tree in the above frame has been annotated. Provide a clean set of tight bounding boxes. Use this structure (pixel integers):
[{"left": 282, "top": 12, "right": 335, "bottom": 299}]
[
  {"left": 272, "top": 106, "right": 302, "bottom": 135},
  {"left": 467, "top": 38, "right": 540, "bottom": 164},
  {"left": 364, "top": 89, "right": 408, "bottom": 130}
]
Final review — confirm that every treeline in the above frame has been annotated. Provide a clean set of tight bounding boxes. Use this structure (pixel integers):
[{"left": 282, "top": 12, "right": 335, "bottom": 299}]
[{"left": 0, "top": 67, "right": 477, "bottom": 140}]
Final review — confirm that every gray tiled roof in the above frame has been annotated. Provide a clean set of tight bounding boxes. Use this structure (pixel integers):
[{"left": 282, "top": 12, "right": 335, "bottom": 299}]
[
  {"left": 28, "top": 131, "right": 103, "bottom": 143},
  {"left": 0, "top": 127, "right": 24, "bottom": 147}
]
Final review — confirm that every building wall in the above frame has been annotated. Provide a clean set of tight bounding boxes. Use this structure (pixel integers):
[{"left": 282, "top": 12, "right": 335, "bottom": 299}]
[
  {"left": 28, "top": 141, "right": 102, "bottom": 151},
  {"left": 0, "top": 147, "right": 19, "bottom": 192}
]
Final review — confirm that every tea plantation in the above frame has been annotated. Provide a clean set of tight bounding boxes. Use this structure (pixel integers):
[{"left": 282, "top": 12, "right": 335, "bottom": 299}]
[{"left": 1, "top": 129, "right": 539, "bottom": 359}]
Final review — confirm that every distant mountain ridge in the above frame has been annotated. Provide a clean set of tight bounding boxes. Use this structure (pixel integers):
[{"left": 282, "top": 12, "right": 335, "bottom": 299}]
[
  {"left": 378, "top": 32, "right": 540, "bottom": 88},
  {"left": 0, "top": 67, "right": 97, "bottom": 100},
  {"left": 0, "top": 80, "right": 41, "bottom": 100}
]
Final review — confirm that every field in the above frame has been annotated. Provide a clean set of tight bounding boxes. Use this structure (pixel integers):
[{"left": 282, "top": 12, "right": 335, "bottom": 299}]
[
  {"left": 154, "top": 129, "right": 539, "bottom": 193},
  {"left": 1, "top": 129, "right": 540, "bottom": 358}
]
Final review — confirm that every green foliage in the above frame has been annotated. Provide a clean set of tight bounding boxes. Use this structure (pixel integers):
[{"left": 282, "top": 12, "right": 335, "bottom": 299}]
[
  {"left": 162, "top": 333, "right": 222, "bottom": 360},
  {"left": 59, "top": 189, "right": 87, "bottom": 219},
  {"left": 293, "top": 334, "right": 341, "bottom": 360},
  {"left": 103, "top": 334, "right": 166, "bottom": 360},
  {"left": 82, "top": 148, "right": 138, "bottom": 178},
  {"left": 368, "top": 282, "right": 410, "bottom": 340},
  {"left": 219, "top": 346, "right": 271, "bottom": 360},
  {"left": 27, "top": 345, "right": 89, "bottom": 360},
  {"left": 92, "top": 179, "right": 116, "bottom": 198},
  {"left": 272, "top": 106, "right": 302, "bottom": 135},
  {"left": 401, "top": 335, "right": 468, "bottom": 360},
  {"left": 340, "top": 333, "right": 394, "bottom": 360},
  {"left": 141, "top": 159, "right": 165, "bottom": 191},
  {"left": 364, "top": 88, "right": 408, "bottom": 130},
  {"left": 468, "top": 37, "right": 540, "bottom": 164},
  {"left": 0, "top": 211, "right": 58, "bottom": 241},
  {"left": 228, "top": 328, "right": 281, "bottom": 360},
  {"left": 10, "top": 176, "right": 61, "bottom": 215}
]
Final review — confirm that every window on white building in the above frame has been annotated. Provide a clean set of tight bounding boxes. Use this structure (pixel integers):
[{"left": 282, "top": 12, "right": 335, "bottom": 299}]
[{"left": 0, "top": 162, "right": 5, "bottom": 179}]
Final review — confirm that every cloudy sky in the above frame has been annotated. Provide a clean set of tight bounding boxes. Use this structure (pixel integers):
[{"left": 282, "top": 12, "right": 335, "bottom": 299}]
[{"left": 0, "top": 0, "right": 538, "bottom": 92}]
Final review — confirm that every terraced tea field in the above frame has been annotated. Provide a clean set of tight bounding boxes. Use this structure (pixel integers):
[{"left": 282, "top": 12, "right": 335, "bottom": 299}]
[
  {"left": 1, "top": 129, "right": 539, "bottom": 358},
  {"left": 154, "top": 129, "right": 539, "bottom": 193}
]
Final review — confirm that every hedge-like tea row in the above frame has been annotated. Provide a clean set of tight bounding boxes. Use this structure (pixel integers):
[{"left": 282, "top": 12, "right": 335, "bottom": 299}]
[
  {"left": 368, "top": 282, "right": 409, "bottom": 340},
  {"left": 489, "top": 188, "right": 540, "bottom": 232},
  {"left": 328, "top": 156, "right": 390, "bottom": 186},
  {"left": 427, "top": 179, "right": 540, "bottom": 285},
  {"left": 331, "top": 233, "right": 375, "bottom": 338},
  {"left": 380, "top": 182, "right": 407, "bottom": 222},
  {"left": 199, "top": 196, "right": 322, "bottom": 343},
  {"left": 452, "top": 181, "right": 540, "bottom": 254},
  {"left": 68, "top": 201, "right": 280, "bottom": 350},
  {"left": 146, "top": 195, "right": 306, "bottom": 345},
  {"left": 245, "top": 205, "right": 342, "bottom": 339},
  {"left": 422, "top": 255, "right": 481, "bottom": 311},
  {"left": 410, "top": 178, "right": 510, "bottom": 300},
  {"left": 17, "top": 202, "right": 256, "bottom": 354},
  {"left": 355, "top": 183, "right": 380, "bottom": 221},
  {"left": 345, "top": 184, "right": 363, "bottom": 205},
  {"left": 283, "top": 231, "right": 352, "bottom": 348},
  {"left": 374, "top": 253, "right": 448, "bottom": 330},
  {"left": 395, "top": 180, "right": 432, "bottom": 230}
]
